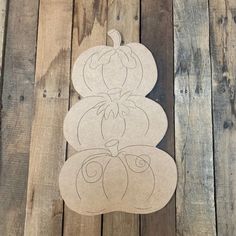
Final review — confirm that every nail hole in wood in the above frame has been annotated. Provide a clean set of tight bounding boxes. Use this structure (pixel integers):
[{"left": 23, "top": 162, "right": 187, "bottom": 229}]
[{"left": 20, "top": 95, "right": 24, "bottom": 101}]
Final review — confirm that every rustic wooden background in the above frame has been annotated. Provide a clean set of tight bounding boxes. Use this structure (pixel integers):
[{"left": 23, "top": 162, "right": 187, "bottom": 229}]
[{"left": 0, "top": 0, "right": 235, "bottom": 235}]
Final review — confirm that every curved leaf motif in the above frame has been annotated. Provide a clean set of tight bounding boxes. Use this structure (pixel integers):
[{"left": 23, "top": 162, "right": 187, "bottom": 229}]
[
  {"left": 90, "top": 48, "right": 115, "bottom": 69},
  {"left": 90, "top": 46, "right": 136, "bottom": 70},
  {"left": 117, "top": 46, "right": 137, "bottom": 68},
  {"left": 124, "top": 154, "right": 151, "bottom": 173}
]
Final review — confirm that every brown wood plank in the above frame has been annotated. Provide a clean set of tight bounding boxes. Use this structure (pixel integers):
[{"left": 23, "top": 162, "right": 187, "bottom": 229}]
[
  {"left": 209, "top": 0, "right": 236, "bottom": 235},
  {"left": 24, "top": 0, "right": 73, "bottom": 235},
  {"left": 0, "top": 0, "right": 6, "bottom": 82},
  {"left": 63, "top": 0, "right": 107, "bottom": 235},
  {"left": 0, "top": 0, "right": 39, "bottom": 235},
  {"left": 140, "top": 0, "right": 175, "bottom": 235},
  {"left": 106, "top": 0, "right": 140, "bottom": 45},
  {"left": 102, "top": 1, "right": 140, "bottom": 236},
  {"left": 103, "top": 213, "right": 139, "bottom": 236},
  {"left": 174, "top": 0, "right": 216, "bottom": 235}
]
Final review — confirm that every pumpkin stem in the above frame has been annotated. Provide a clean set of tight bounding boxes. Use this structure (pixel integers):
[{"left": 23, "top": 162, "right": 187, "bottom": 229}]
[
  {"left": 105, "top": 139, "right": 119, "bottom": 157},
  {"left": 108, "top": 29, "right": 121, "bottom": 49}
]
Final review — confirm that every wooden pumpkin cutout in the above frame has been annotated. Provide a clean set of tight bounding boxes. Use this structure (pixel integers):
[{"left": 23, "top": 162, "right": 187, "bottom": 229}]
[
  {"left": 63, "top": 93, "right": 168, "bottom": 151},
  {"left": 59, "top": 29, "right": 177, "bottom": 215},
  {"left": 72, "top": 29, "right": 157, "bottom": 97}
]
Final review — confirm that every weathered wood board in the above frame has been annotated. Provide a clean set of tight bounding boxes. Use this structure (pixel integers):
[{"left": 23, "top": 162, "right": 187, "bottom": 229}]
[
  {"left": 0, "top": 0, "right": 6, "bottom": 82},
  {"left": 141, "top": 0, "right": 176, "bottom": 235},
  {"left": 174, "top": 0, "right": 216, "bottom": 235},
  {"left": 209, "top": 0, "right": 236, "bottom": 235},
  {"left": 0, "top": 0, "right": 39, "bottom": 235},
  {"left": 63, "top": 0, "right": 106, "bottom": 235},
  {"left": 24, "top": 0, "right": 73, "bottom": 235}
]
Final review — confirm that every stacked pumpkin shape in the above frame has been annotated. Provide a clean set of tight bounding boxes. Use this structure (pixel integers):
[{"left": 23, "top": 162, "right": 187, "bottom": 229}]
[{"left": 59, "top": 29, "right": 177, "bottom": 215}]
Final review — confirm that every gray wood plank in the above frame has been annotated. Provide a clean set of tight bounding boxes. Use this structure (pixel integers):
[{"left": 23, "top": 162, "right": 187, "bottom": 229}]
[
  {"left": 0, "top": 0, "right": 39, "bottom": 235},
  {"left": 63, "top": 0, "right": 107, "bottom": 234},
  {"left": 209, "top": 0, "right": 236, "bottom": 235},
  {"left": 0, "top": 0, "right": 6, "bottom": 84},
  {"left": 24, "top": 1, "right": 73, "bottom": 235},
  {"left": 174, "top": 0, "right": 216, "bottom": 235}
]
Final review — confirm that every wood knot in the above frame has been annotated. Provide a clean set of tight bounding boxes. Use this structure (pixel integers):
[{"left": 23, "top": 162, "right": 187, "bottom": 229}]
[
  {"left": 217, "top": 76, "right": 229, "bottom": 94},
  {"left": 218, "top": 16, "right": 228, "bottom": 25},
  {"left": 223, "top": 120, "right": 234, "bottom": 129},
  {"left": 178, "top": 60, "right": 189, "bottom": 74},
  {"left": 195, "top": 85, "right": 202, "bottom": 94},
  {"left": 222, "top": 64, "right": 228, "bottom": 73},
  {"left": 52, "top": 199, "right": 63, "bottom": 218},
  {"left": 58, "top": 89, "right": 61, "bottom": 97},
  {"left": 234, "top": 16, "right": 236, "bottom": 24}
]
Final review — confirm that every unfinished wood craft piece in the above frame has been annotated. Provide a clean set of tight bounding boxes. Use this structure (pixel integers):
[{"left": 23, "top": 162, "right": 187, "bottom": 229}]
[{"left": 59, "top": 29, "right": 177, "bottom": 215}]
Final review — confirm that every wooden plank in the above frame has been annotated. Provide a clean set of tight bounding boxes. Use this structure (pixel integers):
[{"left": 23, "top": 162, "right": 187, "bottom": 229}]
[
  {"left": 140, "top": 0, "right": 175, "bottom": 235},
  {"left": 174, "top": 0, "right": 216, "bottom": 235},
  {"left": 102, "top": 0, "right": 140, "bottom": 236},
  {"left": 63, "top": 0, "right": 107, "bottom": 235},
  {"left": 24, "top": 0, "right": 73, "bottom": 235},
  {"left": 0, "top": 0, "right": 39, "bottom": 235},
  {"left": 106, "top": 0, "right": 139, "bottom": 45},
  {"left": 103, "top": 213, "right": 139, "bottom": 236},
  {"left": 209, "top": 0, "right": 236, "bottom": 235},
  {"left": 0, "top": 0, "right": 6, "bottom": 82}
]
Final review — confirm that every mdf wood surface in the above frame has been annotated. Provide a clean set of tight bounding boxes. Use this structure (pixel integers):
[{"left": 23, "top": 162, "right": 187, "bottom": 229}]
[{"left": 1, "top": 0, "right": 236, "bottom": 235}]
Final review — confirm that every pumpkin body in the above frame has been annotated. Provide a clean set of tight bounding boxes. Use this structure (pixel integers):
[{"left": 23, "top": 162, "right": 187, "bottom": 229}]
[
  {"left": 59, "top": 145, "right": 177, "bottom": 215},
  {"left": 63, "top": 92, "right": 167, "bottom": 151},
  {"left": 72, "top": 42, "right": 157, "bottom": 97}
]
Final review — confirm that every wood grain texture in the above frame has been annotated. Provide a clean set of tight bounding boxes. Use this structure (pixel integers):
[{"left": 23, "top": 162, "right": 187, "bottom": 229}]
[
  {"left": 102, "top": 0, "right": 139, "bottom": 235},
  {"left": 63, "top": 0, "right": 107, "bottom": 235},
  {"left": 24, "top": 0, "right": 73, "bottom": 235},
  {"left": 103, "top": 213, "right": 139, "bottom": 236},
  {"left": 106, "top": 0, "right": 139, "bottom": 45},
  {"left": 140, "top": 0, "right": 175, "bottom": 235},
  {"left": 0, "top": 0, "right": 39, "bottom": 235},
  {"left": 0, "top": 0, "right": 6, "bottom": 82},
  {"left": 174, "top": 0, "right": 216, "bottom": 235},
  {"left": 209, "top": 0, "right": 236, "bottom": 235}
]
